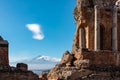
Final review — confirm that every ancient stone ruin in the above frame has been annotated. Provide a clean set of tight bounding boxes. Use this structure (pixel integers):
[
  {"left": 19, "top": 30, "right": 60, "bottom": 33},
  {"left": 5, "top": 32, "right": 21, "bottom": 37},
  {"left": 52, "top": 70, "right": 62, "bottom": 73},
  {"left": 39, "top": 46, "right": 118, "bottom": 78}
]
[
  {"left": 0, "top": 36, "right": 39, "bottom": 80},
  {"left": 47, "top": 0, "right": 120, "bottom": 80}
]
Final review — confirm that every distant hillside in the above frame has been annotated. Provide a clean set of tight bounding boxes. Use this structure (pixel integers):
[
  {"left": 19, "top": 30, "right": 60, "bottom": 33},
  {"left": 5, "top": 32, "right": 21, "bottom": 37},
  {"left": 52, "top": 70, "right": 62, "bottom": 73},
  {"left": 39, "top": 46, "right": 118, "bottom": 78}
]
[{"left": 10, "top": 55, "right": 60, "bottom": 70}]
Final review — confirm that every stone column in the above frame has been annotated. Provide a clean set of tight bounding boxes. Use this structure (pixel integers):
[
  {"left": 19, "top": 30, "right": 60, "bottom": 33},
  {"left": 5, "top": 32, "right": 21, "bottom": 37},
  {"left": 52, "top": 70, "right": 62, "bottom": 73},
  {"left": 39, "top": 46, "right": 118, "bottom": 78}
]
[
  {"left": 94, "top": 5, "right": 100, "bottom": 51},
  {"left": 79, "top": 27, "right": 86, "bottom": 49},
  {"left": 112, "top": 5, "right": 118, "bottom": 51}
]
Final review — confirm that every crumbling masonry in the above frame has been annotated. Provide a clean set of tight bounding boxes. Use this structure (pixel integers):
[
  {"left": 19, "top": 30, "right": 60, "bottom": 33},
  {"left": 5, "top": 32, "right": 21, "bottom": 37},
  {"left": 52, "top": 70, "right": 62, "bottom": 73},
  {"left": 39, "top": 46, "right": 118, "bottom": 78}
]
[
  {"left": 0, "top": 36, "right": 39, "bottom": 80},
  {"left": 47, "top": 0, "right": 120, "bottom": 80},
  {"left": 72, "top": 0, "right": 120, "bottom": 67}
]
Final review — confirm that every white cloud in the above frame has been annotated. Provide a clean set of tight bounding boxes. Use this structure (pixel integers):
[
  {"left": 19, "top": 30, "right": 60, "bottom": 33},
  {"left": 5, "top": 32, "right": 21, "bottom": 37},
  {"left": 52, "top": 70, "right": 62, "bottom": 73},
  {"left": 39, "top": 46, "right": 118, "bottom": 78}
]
[{"left": 26, "top": 24, "right": 44, "bottom": 40}]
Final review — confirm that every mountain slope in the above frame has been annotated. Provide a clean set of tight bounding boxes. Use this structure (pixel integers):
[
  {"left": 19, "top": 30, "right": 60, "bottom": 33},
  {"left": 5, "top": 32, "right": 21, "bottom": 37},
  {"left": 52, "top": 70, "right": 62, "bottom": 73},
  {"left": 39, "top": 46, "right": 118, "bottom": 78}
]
[
  {"left": 10, "top": 55, "right": 61, "bottom": 70},
  {"left": 31, "top": 55, "right": 61, "bottom": 63}
]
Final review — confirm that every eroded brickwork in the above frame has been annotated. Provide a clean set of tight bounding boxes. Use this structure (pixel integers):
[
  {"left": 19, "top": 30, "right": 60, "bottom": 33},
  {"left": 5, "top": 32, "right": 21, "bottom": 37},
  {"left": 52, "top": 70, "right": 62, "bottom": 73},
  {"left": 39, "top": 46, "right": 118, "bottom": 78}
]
[
  {"left": 47, "top": 0, "right": 120, "bottom": 80},
  {"left": 0, "top": 36, "right": 9, "bottom": 66},
  {"left": 0, "top": 36, "right": 39, "bottom": 80},
  {"left": 73, "top": 0, "right": 120, "bottom": 51}
]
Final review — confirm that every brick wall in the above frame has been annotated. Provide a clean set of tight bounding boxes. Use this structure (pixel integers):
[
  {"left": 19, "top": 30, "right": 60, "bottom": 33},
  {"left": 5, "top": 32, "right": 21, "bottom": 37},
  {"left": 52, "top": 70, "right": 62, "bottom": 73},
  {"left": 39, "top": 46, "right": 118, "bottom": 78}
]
[
  {"left": 0, "top": 36, "right": 9, "bottom": 65},
  {"left": 80, "top": 50, "right": 120, "bottom": 67}
]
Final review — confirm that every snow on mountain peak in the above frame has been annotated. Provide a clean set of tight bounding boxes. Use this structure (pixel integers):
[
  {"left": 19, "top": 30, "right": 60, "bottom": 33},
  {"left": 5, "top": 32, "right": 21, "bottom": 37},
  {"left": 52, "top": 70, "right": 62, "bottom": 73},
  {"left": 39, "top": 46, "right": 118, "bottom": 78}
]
[
  {"left": 33, "top": 55, "right": 61, "bottom": 62},
  {"left": 10, "top": 55, "right": 61, "bottom": 70}
]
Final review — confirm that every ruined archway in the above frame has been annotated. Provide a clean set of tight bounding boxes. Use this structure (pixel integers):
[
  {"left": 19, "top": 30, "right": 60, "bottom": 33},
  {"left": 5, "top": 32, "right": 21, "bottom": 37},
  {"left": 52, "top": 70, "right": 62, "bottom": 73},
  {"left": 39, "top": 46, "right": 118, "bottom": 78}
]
[
  {"left": 72, "top": 22, "right": 87, "bottom": 52},
  {"left": 79, "top": 27, "right": 86, "bottom": 49},
  {"left": 100, "top": 24, "right": 105, "bottom": 50}
]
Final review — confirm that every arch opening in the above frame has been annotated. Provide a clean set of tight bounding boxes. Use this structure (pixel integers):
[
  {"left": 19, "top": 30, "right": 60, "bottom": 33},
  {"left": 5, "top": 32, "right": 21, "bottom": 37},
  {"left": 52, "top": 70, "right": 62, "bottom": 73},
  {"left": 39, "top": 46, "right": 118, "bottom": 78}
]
[{"left": 100, "top": 24, "right": 105, "bottom": 50}]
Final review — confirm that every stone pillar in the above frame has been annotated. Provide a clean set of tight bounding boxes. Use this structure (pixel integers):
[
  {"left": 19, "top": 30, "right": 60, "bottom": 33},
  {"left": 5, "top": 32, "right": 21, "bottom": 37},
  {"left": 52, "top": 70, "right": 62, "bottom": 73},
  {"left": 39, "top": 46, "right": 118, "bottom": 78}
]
[
  {"left": 0, "top": 36, "right": 9, "bottom": 65},
  {"left": 94, "top": 5, "right": 100, "bottom": 51},
  {"left": 112, "top": 5, "right": 118, "bottom": 51},
  {"left": 79, "top": 27, "right": 86, "bottom": 49}
]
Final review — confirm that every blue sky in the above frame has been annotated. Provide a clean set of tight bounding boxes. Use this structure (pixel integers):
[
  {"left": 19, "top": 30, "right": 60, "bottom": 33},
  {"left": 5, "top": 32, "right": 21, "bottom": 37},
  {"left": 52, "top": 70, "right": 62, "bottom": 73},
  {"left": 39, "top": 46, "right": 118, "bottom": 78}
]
[{"left": 0, "top": 0, "right": 76, "bottom": 62}]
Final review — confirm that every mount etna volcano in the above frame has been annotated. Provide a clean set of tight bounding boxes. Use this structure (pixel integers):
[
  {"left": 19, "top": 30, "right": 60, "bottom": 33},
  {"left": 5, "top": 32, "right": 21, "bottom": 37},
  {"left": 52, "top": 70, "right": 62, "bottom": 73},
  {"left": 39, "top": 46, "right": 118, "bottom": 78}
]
[{"left": 10, "top": 55, "right": 60, "bottom": 70}]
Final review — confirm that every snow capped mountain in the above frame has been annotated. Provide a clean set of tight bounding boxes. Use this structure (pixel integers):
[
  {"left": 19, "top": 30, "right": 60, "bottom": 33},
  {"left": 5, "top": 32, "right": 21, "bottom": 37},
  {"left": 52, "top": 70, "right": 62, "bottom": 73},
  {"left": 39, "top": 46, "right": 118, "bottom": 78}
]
[
  {"left": 32, "top": 55, "right": 61, "bottom": 62},
  {"left": 10, "top": 55, "right": 61, "bottom": 70}
]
